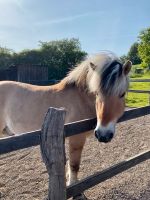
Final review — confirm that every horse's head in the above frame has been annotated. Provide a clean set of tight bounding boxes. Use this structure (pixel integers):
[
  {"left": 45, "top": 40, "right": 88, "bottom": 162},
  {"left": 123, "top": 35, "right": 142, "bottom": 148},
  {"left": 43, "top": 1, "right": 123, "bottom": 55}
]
[{"left": 88, "top": 53, "right": 132, "bottom": 143}]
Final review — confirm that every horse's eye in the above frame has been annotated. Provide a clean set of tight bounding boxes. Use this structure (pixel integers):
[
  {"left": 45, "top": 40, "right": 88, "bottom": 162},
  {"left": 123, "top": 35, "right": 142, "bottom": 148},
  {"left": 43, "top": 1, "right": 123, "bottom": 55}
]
[{"left": 119, "top": 92, "right": 125, "bottom": 98}]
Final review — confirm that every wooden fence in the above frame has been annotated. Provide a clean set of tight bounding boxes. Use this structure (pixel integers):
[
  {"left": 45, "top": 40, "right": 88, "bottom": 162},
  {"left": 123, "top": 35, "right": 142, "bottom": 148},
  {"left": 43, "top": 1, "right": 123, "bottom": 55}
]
[
  {"left": 0, "top": 106, "right": 150, "bottom": 199},
  {"left": 129, "top": 79, "right": 150, "bottom": 104}
]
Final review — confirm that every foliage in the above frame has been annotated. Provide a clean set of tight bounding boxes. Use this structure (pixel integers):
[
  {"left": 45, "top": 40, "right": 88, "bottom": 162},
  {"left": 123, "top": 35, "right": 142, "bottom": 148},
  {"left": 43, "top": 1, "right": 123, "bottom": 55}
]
[
  {"left": 120, "top": 55, "right": 128, "bottom": 63},
  {"left": 127, "top": 42, "right": 141, "bottom": 65},
  {"left": 0, "top": 38, "right": 87, "bottom": 79},
  {"left": 138, "top": 27, "right": 150, "bottom": 67},
  {"left": 12, "top": 49, "right": 43, "bottom": 65},
  {"left": 39, "top": 38, "right": 87, "bottom": 79},
  {"left": 0, "top": 47, "right": 13, "bottom": 69},
  {"left": 120, "top": 43, "right": 141, "bottom": 65}
]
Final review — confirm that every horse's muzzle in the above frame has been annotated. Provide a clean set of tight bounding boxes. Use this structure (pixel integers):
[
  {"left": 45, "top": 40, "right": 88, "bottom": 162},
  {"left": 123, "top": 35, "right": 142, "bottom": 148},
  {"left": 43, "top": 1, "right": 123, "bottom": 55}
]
[{"left": 94, "top": 130, "right": 114, "bottom": 143}]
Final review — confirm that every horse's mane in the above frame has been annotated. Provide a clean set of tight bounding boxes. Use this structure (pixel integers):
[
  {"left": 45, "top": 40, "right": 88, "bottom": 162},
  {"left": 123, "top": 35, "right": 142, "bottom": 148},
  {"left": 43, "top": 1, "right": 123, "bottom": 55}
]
[
  {"left": 59, "top": 58, "right": 90, "bottom": 90},
  {"left": 52, "top": 52, "right": 128, "bottom": 96},
  {"left": 51, "top": 56, "right": 90, "bottom": 91}
]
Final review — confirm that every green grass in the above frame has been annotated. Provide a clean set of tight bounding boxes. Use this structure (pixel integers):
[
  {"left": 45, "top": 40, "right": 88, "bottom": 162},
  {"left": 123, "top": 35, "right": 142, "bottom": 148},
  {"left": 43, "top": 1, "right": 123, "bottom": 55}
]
[
  {"left": 126, "top": 93, "right": 149, "bottom": 107},
  {"left": 126, "top": 72, "right": 150, "bottom": 107},
  {"left": 131, "top": 72, "right": 150, "bottom": 79}
]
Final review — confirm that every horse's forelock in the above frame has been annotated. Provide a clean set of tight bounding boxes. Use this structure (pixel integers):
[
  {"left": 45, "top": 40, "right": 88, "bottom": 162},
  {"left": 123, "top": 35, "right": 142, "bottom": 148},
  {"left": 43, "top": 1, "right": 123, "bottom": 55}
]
[
  {"left": 99, "top": 59, "right": 129, "bottom": 96},
  {"left": 58, "top": 52, "right": 128, "bottom": 95}
]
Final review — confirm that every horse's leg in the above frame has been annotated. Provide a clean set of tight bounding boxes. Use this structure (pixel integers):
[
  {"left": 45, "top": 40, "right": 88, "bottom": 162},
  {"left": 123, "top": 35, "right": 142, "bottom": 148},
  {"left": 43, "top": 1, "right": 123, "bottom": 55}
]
[
  {"left": 2, "top": 126, "right": 15, "bottom": 136},
  {"left": 0, "top": 121, "right": 6, "bottom": 137},
  {"left": 67, "top": 133, "right": 86, "bottom": 186}
]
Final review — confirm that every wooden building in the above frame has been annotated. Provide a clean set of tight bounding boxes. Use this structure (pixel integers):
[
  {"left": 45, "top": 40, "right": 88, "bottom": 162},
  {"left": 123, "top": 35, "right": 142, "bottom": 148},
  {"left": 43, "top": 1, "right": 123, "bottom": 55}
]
[{"left": 0, "top": 64, "right": 48, "bottom": 85}]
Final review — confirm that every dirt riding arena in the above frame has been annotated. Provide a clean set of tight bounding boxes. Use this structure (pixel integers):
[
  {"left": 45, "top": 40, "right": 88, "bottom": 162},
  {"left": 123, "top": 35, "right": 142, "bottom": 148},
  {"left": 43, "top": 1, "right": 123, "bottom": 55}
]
[{"left": 0, "top": 115, "right": 150, "bottom": 200}]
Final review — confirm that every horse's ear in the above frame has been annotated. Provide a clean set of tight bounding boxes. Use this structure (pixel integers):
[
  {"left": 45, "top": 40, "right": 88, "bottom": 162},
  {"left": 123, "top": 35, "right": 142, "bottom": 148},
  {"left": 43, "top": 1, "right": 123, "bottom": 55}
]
[
  {"left": 123, "top": 60, "right": 132, "bottom": 75},
  {"left": 90, "top": 62, "right": 97, "bottom": 70}
]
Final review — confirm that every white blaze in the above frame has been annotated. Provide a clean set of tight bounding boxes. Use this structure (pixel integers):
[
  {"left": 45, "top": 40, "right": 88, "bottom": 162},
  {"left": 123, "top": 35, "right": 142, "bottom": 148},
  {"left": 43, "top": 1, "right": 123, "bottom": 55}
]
[{"left": 95, "top": 121, "right": 116, "bottom": 136}]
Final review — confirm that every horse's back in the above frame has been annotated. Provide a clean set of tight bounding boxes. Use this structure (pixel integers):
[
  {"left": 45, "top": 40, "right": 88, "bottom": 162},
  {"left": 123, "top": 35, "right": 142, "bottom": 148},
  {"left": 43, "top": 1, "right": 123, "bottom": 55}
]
[
  {"left": 0, "top": 81, "right": 96, "bottom": 135},
  {"left": 0, "top": 81, "right": 51, "bottom": 135}
]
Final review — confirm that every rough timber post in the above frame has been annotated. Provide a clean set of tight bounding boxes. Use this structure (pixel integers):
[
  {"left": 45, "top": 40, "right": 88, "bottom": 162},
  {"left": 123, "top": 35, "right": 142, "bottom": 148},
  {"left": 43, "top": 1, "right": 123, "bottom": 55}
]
[{"left": 40, "top": 107, "right": 66, "bottom": 200}]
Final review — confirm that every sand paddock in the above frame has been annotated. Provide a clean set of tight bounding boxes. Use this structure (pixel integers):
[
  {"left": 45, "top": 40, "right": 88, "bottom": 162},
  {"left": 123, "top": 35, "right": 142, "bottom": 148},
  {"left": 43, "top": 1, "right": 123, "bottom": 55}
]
[{"left": 0, "top": 115, "right": 150, "bottom": 200}]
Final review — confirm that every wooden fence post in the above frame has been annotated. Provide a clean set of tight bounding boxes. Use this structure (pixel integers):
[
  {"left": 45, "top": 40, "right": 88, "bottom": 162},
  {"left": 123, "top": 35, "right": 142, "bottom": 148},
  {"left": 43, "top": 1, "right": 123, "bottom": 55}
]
[{"left": 40, "top": 107, "right": 66, "bottom": 200}]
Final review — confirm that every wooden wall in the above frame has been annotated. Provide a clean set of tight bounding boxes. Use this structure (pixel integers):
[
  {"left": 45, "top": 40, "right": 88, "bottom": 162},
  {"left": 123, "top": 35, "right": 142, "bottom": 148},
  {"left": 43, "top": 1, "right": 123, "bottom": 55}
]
[{"left": 0, "top": 64, "right": 48, "bottom": 83}]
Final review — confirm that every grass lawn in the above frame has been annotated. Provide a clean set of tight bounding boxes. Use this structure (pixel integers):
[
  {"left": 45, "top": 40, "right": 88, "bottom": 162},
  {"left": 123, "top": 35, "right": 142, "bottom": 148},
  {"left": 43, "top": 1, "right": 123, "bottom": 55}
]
[{"left": 126, "top": 72, "right": 150, "bottom": 107}]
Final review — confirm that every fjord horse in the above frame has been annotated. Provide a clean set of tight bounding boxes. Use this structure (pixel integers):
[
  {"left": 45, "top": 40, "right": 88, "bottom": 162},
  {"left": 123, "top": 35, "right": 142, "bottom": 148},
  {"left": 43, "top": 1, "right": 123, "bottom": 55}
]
[{"left": 0, "top": 52, "right": 132, "bottom": 185}]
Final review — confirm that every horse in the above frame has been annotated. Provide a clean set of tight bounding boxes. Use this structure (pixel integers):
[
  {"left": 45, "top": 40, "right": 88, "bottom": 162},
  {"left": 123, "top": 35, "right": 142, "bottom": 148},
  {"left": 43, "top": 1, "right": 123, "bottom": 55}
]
[{"left": 0, "top": 52, "right": 132, "bottom": 186}]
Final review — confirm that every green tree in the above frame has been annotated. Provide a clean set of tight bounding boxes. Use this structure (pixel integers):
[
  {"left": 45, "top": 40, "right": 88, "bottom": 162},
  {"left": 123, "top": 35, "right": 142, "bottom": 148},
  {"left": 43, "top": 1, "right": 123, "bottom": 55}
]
[
  {"left": 138, "top": 27, "right": 150, "bottom": 67},
  {"left": 120, "top": 55, "right": 128, "bottom": 63},
  {"left": 13, "top": 49, "right": 43, "bottom": 65},
  {"left": 39, "top": 38, "right": 87, "bottom": 79},
  {"left": 0, "top": 47, "right": 13, "bottom": 69},
  {"left": 12, "top": 38, "right": 87, "bottom": 80},
  {"left": 127, "top": 42, "right": 141, "bottom": 65}
]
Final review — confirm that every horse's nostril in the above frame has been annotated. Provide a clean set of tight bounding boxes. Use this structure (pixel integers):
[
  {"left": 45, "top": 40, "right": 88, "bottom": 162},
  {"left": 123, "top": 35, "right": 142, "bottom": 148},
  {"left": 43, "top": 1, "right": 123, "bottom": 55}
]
[
  {"left": 94, "top": 130, "right": 114, "bottom": 142},
  {"left": 109, "top": 132, "right": 113, "bottom": 139}
]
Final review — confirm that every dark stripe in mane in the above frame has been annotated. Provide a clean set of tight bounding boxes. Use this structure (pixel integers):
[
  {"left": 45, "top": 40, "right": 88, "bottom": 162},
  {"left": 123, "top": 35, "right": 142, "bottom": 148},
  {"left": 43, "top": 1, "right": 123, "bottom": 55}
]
[{"left": 101, "top": 61, "right": 123, "bottom": 95}]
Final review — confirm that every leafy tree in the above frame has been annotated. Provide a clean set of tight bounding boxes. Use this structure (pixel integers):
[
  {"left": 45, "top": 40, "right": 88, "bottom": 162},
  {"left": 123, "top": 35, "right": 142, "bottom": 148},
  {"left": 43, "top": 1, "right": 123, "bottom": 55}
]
[
  {"left": 138, "top": 27, "right": 150, "bottom": 67},
  {"left": 11, "top": 38, "right": 87, "bottom": 80},
  {"left": 127, "top": 42, "right": 141, "bottom": 65},
  {"left": 39, "top": 38, "right": 87, "bottom": 79},
  {"left": 120, "top": 55, "right": 128, "bottom": 63},
  {"left": 0, "top": 47, "right": 13, "bottom": 69},
  {"left": 13, "top": 49, "right": 43, "bottom": 65}
]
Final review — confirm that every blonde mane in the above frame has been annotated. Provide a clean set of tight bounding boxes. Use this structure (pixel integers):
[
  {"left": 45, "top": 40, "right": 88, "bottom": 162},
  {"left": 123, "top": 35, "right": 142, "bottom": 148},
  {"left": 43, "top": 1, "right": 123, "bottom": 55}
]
[{"left": 51, "top": 52, "right": 129, "bottom": 96}]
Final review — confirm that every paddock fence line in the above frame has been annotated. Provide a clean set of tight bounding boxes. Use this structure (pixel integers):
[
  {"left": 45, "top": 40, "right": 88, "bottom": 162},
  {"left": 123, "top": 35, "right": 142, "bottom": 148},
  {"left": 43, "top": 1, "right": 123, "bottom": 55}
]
[
  {"left": 130, "top": 79, "right": 150, "bottom": 82},
  {"left": 41, "top": 107, "right": 150, "bottom": 199},
  {"left": 0, "top": 106, "right": 150, "bottom": 155},
  {"left": 66, "top": 150, "right": 150, "bottom": 198},
  {"left": 0, "top": 106, "right": 150, "bottom": 199},
  {"left": 129, "top": 79, "right": 150, "bottom": 104}
]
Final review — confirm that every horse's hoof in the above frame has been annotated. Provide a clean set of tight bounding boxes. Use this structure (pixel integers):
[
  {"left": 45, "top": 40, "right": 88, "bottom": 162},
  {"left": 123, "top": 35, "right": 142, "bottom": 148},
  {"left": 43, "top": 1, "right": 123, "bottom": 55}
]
[{"left": 73, "top": 193, "right": 88, "bottom": 200}]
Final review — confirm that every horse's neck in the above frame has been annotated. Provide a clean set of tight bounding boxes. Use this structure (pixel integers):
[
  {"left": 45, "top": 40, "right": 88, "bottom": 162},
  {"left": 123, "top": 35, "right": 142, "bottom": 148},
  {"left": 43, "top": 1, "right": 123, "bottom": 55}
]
[
  {"left": 49, "top": 85, "right": 96, "bottom": 123},
  {"left": 64, "top": 87, "right": 96, "bottom": 122}
]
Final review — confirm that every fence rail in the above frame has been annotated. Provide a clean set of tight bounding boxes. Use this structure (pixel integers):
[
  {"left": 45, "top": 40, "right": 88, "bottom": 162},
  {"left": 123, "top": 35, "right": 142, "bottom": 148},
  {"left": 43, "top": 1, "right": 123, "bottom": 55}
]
[
  {"left": 129, "top": 79, "right": 150, "bottom": 105},
  {"left": 39, "top": 107, "right": 149, "bottom": 199},
  {"left": 128, "top": 89, "right": 150, "bottom": 94},
  {"left": 0, "top": 106, "right": 150, "bottom": 199},
  {"left": 66, "top": 150, "right": 150, "bottom": 198},
  {"left": 130, "top": 79, "right": 150, "bottom": 82},
  {"left": 0, "top": 106, "right": 150, "bottom": 155},
  {"left": 128, "top": 79, "right": 150, "bottom": 94}
]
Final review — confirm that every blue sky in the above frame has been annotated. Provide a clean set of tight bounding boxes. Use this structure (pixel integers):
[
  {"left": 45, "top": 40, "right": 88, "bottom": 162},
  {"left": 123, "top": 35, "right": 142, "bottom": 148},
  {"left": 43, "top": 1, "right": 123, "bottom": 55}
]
[{"left": 0, "top": 0, "right": 150, "bottom": 56}]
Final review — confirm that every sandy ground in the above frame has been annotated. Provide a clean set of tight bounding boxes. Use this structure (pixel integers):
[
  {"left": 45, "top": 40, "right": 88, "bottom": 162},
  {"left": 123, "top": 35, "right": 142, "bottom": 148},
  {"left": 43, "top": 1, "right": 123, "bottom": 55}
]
[{"left": 0, "top": 115, "right": 150, "bottom": 200}]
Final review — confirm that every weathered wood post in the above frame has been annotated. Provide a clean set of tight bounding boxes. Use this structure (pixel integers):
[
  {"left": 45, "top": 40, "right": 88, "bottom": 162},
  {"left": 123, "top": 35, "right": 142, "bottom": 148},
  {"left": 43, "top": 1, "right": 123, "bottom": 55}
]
[{"left": 40, "top": 107, "right": 66, "bottom": 200}]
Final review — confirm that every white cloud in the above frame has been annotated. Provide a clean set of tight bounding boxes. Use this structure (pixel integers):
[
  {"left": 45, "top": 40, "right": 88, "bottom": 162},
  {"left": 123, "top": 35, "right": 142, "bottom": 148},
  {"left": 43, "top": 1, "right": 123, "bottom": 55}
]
[{"left": 36, "top": 11, "right": 104, "bottom": 26}]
